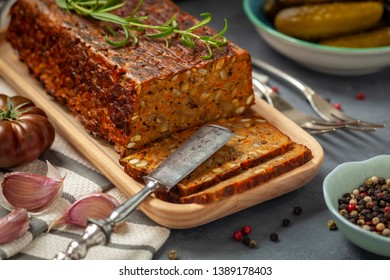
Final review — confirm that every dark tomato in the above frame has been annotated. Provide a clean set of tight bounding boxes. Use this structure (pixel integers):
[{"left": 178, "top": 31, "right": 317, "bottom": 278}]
[{"left": 0, "top": 94, "right": 55, "bottom": 168}]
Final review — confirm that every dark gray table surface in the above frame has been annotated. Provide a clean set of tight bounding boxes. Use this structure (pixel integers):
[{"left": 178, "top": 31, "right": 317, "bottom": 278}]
[{"left": 154, "top": 0, "right": 390, "bottom": 260}]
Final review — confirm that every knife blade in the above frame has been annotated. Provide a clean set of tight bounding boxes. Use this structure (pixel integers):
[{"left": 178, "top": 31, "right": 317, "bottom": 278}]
[
  {"left": 54, "top": 124, "right": 233, "bottom": 260},
  {"left": 145, "top": 124, "right": 234, "bottom": 189}
]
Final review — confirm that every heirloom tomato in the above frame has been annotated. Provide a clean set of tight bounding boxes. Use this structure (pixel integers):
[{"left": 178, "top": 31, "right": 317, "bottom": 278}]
[{"left": 0, "top": 94, "right": 55, "bottom": 168}]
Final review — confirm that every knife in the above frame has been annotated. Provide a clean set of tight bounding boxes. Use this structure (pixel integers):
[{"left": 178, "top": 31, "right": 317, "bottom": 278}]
[{"left": 53, "top": 124, "right": 233, "bottom": 260}]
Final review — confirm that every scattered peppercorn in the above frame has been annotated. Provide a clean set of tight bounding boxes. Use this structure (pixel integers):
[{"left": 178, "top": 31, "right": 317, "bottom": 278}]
[
  {"left": 233, "top": 230, "right": 243, "bottom": 241},
  {"left": 327, "top": 219, "right": 337, "bottom": 231},
  {"left": 230, "top": 208, "right": 307, "bottom": 249},
  {"left": 293, "top": 206, "right": 303, "bottom": 215},
  {"left": 241, "top": 225, "right": 252, "bottom": 236},
  {"left": 333, "top": 103, "right": 342, "bottom": 110},
  {"left": 242, "top": 236, "right": 251, "bottom": 246},
  {"left": 271, "top": 86, "right": 279, "bottom": 93},
  {"left": 269, "top": 233, "right": 279, "bottom": 242},
  {"left": 356, "top": 92, "right": 366, "bottom": 100},
  {"left": 168, "top": 250, "right": 178, "bottom": 260},
  {"left": 241, "top": 236, "right": 257, "bottom": 248}
]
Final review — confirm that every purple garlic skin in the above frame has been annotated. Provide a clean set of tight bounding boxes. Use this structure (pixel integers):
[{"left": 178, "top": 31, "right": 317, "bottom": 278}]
[
  {"left": 0, "top": 208, "right": 30, "bottom": 245},
  {"left": 1, "top": 171, "right": 64, "bottom": 212},
  {"left": 52, "top": 193, "right": 120, "bottom": 229}
]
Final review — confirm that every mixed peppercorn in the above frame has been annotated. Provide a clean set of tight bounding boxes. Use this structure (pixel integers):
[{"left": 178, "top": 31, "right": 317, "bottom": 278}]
[
  {"left": 233, "top": 225, "right": 257, "bottom": 248},
  {"left": 170, "top": 206, "right": 305, "bottom": 259},
  {"left": 337, "top": 176, "right": 390, "bottom": 237},
  {"left": 231, "top": 206, "right": 303, "bottom": 248}
]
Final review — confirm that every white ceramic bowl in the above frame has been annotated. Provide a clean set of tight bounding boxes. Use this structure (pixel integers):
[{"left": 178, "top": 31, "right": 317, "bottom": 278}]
[
  {"left": 323, "top": 155, "right": 390, "bottom": 257},
  {"left": 243, "top": 0, "right": 390, "bottom": 75}
]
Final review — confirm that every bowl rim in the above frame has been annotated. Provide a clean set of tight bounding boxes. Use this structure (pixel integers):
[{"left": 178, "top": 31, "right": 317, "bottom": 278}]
[
  {"left": 323, "top": 155, "right": 390, "bottom": 243},
  {"left": 242, "top": 0, "right": 390, "bottom": 54}
]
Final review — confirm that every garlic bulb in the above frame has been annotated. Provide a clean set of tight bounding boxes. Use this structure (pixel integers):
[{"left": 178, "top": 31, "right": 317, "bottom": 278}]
[
  {"left": 50, "top": 193, "right": 120, "bottom": 229},
  {"left": 1, "top": 170, "right": 64, "bottom": 213},
  {"left": 0, "top": 208, "right": 29, "bottom": 245}
]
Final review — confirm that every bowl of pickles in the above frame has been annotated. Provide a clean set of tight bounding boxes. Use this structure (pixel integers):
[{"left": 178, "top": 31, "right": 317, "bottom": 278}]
[{"left": 243, "top": 0, "right": 390, "bottom": 75}]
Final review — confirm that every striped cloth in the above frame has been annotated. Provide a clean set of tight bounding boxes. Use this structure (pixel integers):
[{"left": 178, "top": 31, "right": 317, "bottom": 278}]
[{"left": 0, "top": 76, "right": 170, "bottom": 260}]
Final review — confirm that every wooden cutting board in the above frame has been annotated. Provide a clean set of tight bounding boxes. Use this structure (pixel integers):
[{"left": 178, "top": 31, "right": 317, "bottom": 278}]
[{"left": 0, "top": 31, "right": 324, "bottom": 229}]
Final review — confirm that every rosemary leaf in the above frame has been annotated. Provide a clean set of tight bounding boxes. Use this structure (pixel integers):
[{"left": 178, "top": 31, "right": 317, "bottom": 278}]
[
  {"left": 56, "top": 0, "right": 69, "bottom": 9},
  {"left": 105, "top": 25, "right": 131, "bottom": 47},
  {"left": 98, "top": 3, "right": 127, "bottom": 13},
  {"left": 90, "top": 11, "right": 128, "bottom": 25},
  {"left": 181, "top": 35, "right": 196, "bottom": 48},
  {"left": 185, "top": 12, "right": 212, "bottom": 33}
]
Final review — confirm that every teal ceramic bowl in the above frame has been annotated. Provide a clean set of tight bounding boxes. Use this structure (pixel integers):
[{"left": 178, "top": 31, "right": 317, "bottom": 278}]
[
  {"left": 323, "top": 155, "right": 390, "bottom": 257},
  {"left": 243, "top": 0, "right": 390, "bottom": 75}
]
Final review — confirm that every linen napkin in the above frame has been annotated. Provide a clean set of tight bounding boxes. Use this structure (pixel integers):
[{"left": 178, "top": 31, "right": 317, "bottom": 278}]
[{"left": 0, "top": 75, "right": 170, "bottom": 260}]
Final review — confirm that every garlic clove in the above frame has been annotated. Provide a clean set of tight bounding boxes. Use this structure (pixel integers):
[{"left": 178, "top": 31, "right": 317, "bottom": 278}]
[
  {"left": 1, "top": 171, "right": 64, "bottom": 213},
  {"left": 0, "top": 208, "right": 30, "bottom": 245},
  {"left": 50, "top": 193, "right": 120, "bottom": 230}
]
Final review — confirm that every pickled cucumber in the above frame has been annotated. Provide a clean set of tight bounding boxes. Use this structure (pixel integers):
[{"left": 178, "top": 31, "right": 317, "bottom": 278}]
[
  {"left": 320, "top": 26, "right": 390, "bottom": 47},
  {"left": 263, "top": 0, "right": 361, "bottom": 21},
  {"left": 274, "top": 2, "right": 384, "bottom": 41},
  {"left": 277, "top": 0, "right": 349, "bottom": 6},
  {"left": 263, "top": 0, "right": 284, "bottom": 21}
]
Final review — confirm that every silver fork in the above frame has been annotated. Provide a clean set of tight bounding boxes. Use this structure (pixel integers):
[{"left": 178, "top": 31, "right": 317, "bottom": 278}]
[
  {"left": 251, "top": 57, "right": 386, "bottom": 128},
  {"left": 252, "top": 75, "right": 376, "bottom": 134}
]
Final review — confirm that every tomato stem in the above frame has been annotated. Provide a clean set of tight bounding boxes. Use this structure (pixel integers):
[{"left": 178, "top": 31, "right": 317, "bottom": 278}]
[{"left": 0, "top": 97, "right": 31, "bottom": 121}]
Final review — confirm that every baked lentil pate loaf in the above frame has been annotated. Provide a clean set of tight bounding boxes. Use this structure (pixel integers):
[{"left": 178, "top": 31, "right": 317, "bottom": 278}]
[{"left": 6, "top": 0, "right": 254, "bottom": 155}]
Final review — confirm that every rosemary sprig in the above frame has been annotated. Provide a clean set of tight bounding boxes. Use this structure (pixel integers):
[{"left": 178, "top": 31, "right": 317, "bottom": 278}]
[{"left": 56, "top": 0, "right": 228, "bottom": 59}]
